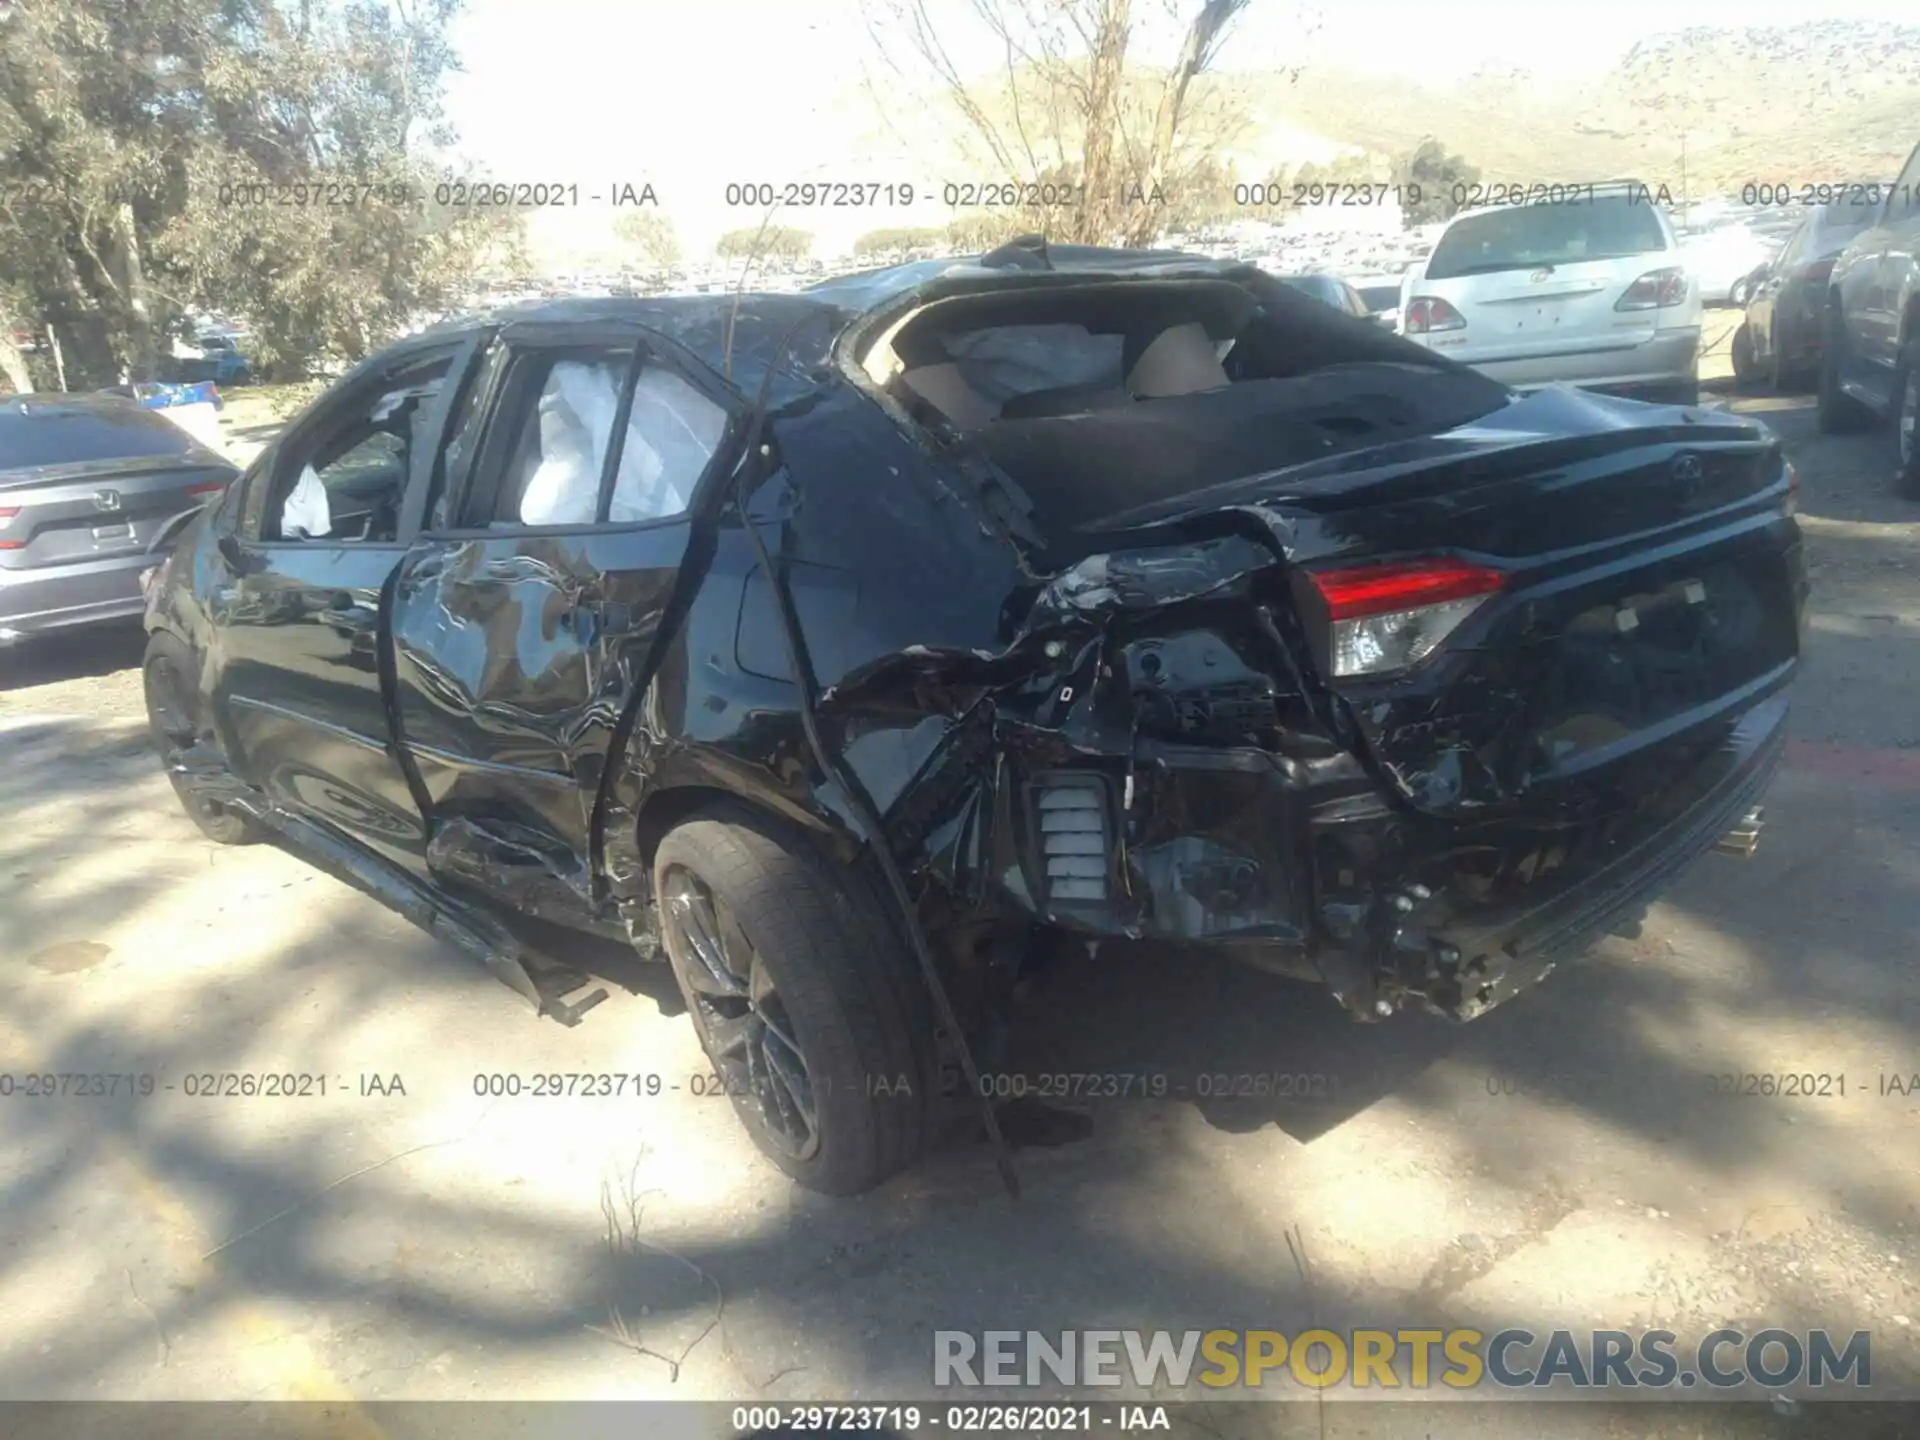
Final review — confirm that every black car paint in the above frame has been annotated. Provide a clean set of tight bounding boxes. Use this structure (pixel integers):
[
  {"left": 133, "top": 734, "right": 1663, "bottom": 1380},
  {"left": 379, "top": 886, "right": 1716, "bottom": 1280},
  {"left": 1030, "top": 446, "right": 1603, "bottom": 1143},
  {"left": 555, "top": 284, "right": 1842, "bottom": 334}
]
[
  {"left": 147, "top": 255, "right": 1803, "bottom": 1037},
  {"left": 1742, "top": 204, "right": 1877, "bottom": 384},
  {"left": 1825, "top": 143, "right": 1920, "bottom": 416}
]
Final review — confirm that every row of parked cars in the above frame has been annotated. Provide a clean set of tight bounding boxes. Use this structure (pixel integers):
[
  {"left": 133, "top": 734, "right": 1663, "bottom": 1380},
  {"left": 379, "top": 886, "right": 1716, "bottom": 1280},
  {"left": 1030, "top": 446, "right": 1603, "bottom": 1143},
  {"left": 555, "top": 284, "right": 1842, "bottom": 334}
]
[
  {"left": 1723, "top": 162, "right": 1920, "bottom": 494},
  {"left": 1281, "top": 154, "right": 1919, "bottom": 495}
]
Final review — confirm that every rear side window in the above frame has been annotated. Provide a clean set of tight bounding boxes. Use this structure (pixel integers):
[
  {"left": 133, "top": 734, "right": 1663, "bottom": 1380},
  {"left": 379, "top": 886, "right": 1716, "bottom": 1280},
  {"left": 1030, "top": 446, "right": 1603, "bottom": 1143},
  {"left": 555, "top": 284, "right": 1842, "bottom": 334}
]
[
  {"left": 1426, "top": 195, "right": 1670, "bottom": 280},
  {"left": 0, "top": 401, "right": 195, "bottom": 469},
  {"left": 468, "top": 348, "right": 729, "bottom": 529}
]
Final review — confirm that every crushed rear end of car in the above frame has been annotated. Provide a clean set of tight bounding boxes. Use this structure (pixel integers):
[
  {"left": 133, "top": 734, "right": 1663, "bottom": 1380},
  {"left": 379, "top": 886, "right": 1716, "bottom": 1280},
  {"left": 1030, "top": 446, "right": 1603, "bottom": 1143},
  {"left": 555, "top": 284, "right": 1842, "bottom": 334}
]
[{"left": 795, "top": 258, "right": 1805, "bottom": 1024}]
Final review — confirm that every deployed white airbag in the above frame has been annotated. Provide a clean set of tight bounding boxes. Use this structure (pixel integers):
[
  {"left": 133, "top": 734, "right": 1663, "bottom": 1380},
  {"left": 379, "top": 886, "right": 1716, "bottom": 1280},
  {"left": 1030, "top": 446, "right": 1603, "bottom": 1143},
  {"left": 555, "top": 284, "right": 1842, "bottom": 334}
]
[
  {"left": 516, "top": 361, "right": 726, "bottom": 526},
  {"left": 518, "top": 361, "right": 619, "bottom": 526},
  {"left": 610, "top": 369, "right": 726, "bottom": 523},
  {"left": 280, "top": 464, "right": 332, "bottom": 538},
  {"left": 944, "top": 324, "right": 1124, "bottom": 406}
]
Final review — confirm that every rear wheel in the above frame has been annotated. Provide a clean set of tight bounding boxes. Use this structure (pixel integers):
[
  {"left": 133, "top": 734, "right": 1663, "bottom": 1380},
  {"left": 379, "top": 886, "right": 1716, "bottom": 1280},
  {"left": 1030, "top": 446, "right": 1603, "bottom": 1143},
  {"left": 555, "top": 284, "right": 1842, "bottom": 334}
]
[
  {"left": 652, "top": 802, "right": 940, "bottom": 1195},
  {"left": 1729, "top": 276, "right": 1756, "bottom": 309},
  {"left": 142, "top": 631, "right": 261, "bottom": 845},
  {"left": 1818, "top": 308, "right": 1876, "bottom": 433},
  {"left": 1894, "top": 340, "right": 1920, "bottom": 500},
  {"left": 1767, "top": 321, "right": 1800, "bottom": 393},
  {"left": 1729, "top": 322, "right": 1760, "bottom": 390}
]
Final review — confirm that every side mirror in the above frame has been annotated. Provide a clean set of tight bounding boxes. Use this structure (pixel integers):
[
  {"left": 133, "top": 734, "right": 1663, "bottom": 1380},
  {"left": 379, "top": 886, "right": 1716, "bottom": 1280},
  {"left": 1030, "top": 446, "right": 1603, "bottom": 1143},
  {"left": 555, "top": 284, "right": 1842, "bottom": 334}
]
[{"left": 217, "top": 532, "right": 247, "bottom": 571}]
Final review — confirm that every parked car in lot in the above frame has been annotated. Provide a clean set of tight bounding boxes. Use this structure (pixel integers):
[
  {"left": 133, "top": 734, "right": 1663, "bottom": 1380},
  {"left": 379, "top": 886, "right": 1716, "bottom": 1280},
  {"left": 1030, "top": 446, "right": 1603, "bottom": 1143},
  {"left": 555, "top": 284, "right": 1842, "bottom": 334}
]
[
  {"left": 143, "top": 244, "right": 1805, "bottom": 1194},
  {"left": 176, "top": 332, "right": 254, "bottom": 386},
  {"left": 97, "top": 379, "right": 228, "bottom": 451},
  {"left": 0, "top": 393, "right": 237, "bottom": 645},
  {"left": 1400, "top": 182, "right": 1702, "bottom": 406},
  {"left": 1348, "top": 275, "right": 1405, "bottom": 330},
  {"left": 1274, "top": 271, "right": 1379, "bottom": 324},
  {"left": 1679, "top": 219, "right": 1780, "bottom": 307},
  {"left": 1819, "top": 144, "right": 1920, "bottom": 495},
  {"left": 1731, "top": 195, "right": 1880, "bottom": 392}
]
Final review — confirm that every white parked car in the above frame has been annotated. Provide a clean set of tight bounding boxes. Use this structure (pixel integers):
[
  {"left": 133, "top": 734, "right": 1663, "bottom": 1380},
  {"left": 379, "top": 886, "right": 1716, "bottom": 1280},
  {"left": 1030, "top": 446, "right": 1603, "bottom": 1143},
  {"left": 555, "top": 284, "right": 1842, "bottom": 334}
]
[
  {"left": 1399, "top": 182, "right": 1703, "bottom": 407},
  {"left": 1681, "top": 220, "right": 1782, "bottom": 307}
]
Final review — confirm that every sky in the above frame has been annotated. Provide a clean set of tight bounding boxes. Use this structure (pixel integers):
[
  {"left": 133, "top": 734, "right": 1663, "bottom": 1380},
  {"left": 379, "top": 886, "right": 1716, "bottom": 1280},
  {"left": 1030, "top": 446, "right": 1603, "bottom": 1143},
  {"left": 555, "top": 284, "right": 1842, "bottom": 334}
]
[{"left": 437, "top": 0, "right": 1917, "bottom": 259}]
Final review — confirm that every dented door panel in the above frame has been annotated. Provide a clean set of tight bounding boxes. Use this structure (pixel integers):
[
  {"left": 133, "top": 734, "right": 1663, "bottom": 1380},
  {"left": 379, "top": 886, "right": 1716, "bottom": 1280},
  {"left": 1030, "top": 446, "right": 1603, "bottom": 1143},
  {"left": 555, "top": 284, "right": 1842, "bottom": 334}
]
[{"left": 387, "top": 526, "right": 693, "bottom": 923}]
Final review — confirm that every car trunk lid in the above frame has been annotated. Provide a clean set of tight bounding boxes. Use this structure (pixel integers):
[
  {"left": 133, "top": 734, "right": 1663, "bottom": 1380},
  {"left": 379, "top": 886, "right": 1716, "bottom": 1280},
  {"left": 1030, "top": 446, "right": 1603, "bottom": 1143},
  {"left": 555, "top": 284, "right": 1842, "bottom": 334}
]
[
  {"left": 1273, "top": 400, "right": 1799, "bottom": 818},
  {"left": 1415, "top": 258, "right": 1663, "bottom": 363},
  {"left": 0, "top": 454, "right": 234, "bottom": 570},
  {"left": 1125, "top": 387, "right": 1803, "bottom": 821}
]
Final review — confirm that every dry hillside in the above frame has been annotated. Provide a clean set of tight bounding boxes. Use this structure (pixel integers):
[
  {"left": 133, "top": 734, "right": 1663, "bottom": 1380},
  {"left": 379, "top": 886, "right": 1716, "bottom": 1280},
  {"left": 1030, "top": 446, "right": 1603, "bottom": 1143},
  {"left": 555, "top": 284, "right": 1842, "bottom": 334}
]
[{"left": 844, "top": 20, "right": 1920, "bottom": 201}]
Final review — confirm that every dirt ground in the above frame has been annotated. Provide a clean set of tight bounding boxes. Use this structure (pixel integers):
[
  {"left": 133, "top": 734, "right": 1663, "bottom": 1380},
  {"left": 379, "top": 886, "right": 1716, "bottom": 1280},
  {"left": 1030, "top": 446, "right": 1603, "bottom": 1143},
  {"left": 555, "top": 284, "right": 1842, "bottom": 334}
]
[{"left": 3, "top": 321, "right": 1918, "bottom": 1437}]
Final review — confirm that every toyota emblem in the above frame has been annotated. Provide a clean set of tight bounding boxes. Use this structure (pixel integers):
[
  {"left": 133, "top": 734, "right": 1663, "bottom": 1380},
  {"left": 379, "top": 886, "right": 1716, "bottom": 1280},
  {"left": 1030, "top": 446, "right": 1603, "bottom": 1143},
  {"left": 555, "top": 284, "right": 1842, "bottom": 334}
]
[
  {"left": 1529, "top": 268, "right": 1553, "bottom": 282},
  {"left": 92, "top": 488, "right": 122, "bottom": 511},
  {"left": 1672, "top": 454, "right": 1704, "bottom": 486}
]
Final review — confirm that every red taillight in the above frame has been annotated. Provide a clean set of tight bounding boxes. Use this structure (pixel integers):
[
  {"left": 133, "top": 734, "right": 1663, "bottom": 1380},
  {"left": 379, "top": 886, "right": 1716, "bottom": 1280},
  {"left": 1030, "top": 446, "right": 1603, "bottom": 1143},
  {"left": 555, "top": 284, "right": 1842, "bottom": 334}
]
[
  {"left": 1309, "top": 557, "right": 1506, "bottom": 620},
  {"left": 186, "top": 479, "right": 227, "bottom": 496},
  {"left": 0, "top": 506, "right": 17, "bottom": 521},
  {"left": 1403, "top": 296, "right": 1467, "bottom": 335},
  {"left": 1615, "top": 267, "right": 1688, "bottom": 311},
  {"left": 1306, "top": 557, "right": 1506, "bottom": 677}
]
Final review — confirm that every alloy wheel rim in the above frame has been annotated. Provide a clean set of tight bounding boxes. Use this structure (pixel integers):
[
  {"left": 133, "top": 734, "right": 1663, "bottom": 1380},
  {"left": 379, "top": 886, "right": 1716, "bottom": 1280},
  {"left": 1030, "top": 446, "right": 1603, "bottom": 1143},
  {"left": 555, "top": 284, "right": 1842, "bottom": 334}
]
[{"left": 660, "top": 865, "right": 820, "bottom": 1160}]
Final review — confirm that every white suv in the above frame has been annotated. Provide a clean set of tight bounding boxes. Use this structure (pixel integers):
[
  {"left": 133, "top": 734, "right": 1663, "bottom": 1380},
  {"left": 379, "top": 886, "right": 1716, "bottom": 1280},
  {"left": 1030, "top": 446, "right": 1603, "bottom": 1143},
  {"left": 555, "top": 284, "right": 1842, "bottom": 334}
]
[{"left": 1399, "top": 182, "right": 1702, "bottom": 406}]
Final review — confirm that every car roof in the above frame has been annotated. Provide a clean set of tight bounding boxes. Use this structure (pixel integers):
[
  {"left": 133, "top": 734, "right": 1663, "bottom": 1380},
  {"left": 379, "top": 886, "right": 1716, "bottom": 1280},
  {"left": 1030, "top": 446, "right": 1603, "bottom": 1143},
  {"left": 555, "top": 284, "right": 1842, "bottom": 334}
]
[
  {"left": 1444, "top": 181, "right": 1671, "bottom": 228},
  {"left": 402, "top": 246, "right": 1234, "bottom": 405}
]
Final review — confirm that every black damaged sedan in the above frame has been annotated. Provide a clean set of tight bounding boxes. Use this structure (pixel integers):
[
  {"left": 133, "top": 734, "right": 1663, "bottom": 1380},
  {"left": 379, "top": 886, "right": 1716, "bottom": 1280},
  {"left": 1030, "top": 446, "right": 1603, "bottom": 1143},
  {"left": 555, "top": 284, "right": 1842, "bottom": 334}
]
[{"left": 142, "top": 240, "right": 1807, "bottom": 1194}]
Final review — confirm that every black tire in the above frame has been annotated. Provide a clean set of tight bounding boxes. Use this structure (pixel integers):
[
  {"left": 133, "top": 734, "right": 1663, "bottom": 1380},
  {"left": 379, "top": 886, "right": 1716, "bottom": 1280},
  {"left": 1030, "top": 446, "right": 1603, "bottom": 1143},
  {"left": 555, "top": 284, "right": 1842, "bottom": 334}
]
[
  {"left": 1729, "top": 322, "right": 1760, "bottom": 391},
  {"left": 1729, "top": 276, "right": 1755, "bottom": 310},
  {"left": 1818, "top": 308, "right": 1876, "bottom": 433},
  {"left": 1895, "top": 340, "right": 1920, "bottom": 500},
  {"left": 142, "top": 631, "right": 262, "bottom": 845},
  {"left": 652, "top": 801, "right": 940, "bottom": 1195},
  {"left": 1767, "top": 321, "right": 1799, "bottom": 393}
]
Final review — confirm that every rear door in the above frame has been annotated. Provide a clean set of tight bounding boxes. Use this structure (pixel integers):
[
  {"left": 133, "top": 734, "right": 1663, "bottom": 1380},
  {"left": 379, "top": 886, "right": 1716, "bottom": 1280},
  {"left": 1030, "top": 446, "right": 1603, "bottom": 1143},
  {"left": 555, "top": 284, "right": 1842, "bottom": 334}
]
[
  {"left": 1412, "top": 195, "right": 1677, "bottom": 363},
  {"left": 385, "top": 322, "right": 738, "bottom": 922},
  {"left": 1748, "top": 220, "right": 1807, "bottom": 364},
  {"left": 1836, "top": 149, "right": 1920, "bottom": 380},
  {"left": 1871, "top": 148, "right": 1920, "bottom": 370},
  {"left": 0, "top": 399, "right": 233, "bottom": 630},
  {"left": 204, "top": 336, "right": 479, "bottom": 865}
]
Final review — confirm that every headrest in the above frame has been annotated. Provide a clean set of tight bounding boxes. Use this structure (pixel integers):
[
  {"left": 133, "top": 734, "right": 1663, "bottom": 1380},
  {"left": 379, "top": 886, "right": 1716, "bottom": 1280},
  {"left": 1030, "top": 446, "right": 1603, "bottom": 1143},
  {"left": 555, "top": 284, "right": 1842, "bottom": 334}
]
[
  {"left": 1126, "top": 322, "right": 1229, "bottom": 397},
  {"left": 899, "top": 363, "right": 1001, "bottom": 430}
]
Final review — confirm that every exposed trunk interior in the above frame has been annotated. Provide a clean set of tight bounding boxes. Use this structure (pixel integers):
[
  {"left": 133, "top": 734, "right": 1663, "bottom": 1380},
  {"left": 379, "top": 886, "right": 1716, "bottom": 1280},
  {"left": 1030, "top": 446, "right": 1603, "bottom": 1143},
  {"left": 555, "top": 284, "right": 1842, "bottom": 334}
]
[{"left": 857, "top": 273, "right": 1513, "bottom": 534}]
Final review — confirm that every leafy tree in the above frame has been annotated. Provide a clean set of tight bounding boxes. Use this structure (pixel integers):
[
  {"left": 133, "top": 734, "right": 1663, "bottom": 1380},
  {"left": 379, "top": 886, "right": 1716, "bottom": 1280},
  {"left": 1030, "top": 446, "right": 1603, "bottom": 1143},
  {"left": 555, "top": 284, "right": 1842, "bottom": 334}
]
[
  {"left": 715, "top": 225, "right": 813, "bottom": 263},
  {"left": 943, "top": 212, "right": 1024, "bottom": 253},
  {"left": 851, "top": 225, "right": 945, "bottom": 261},
  {"left": 1159, "top": 154, "right": 1240, "bottom": 232},
  {"left": 0, "top": 0, "right": 520, "bottom": 387},
  {"left": 1393, "top": 137, "right": 1481, "bottom": 226},
  {"left": 866, "top": 0, "right": 1256, "bottom": 247},
  {"left": 613, "top": 210, "right": 682, "bottom": 269}
]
